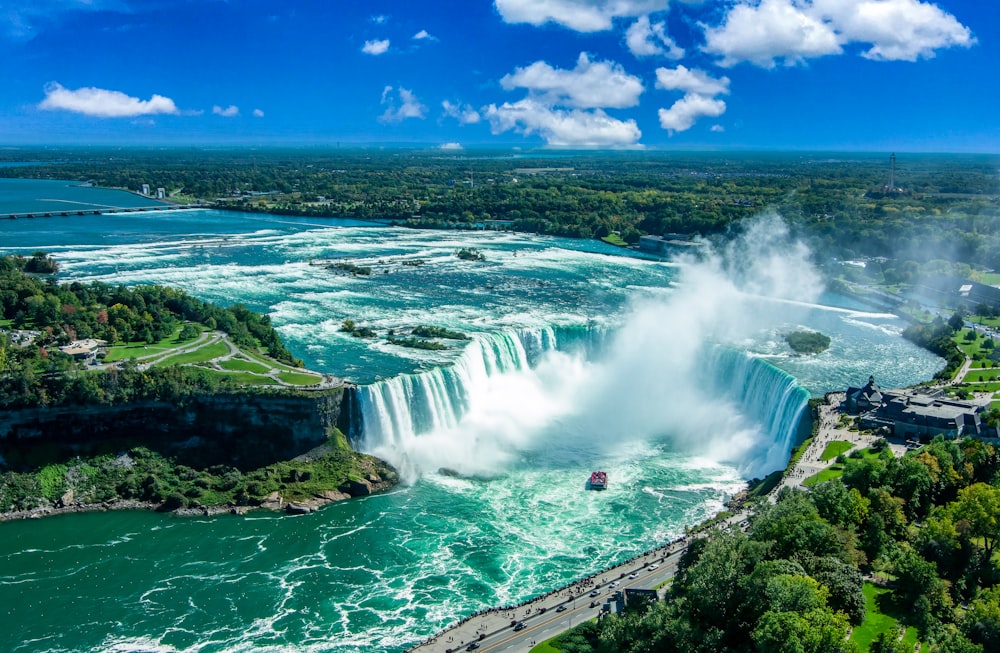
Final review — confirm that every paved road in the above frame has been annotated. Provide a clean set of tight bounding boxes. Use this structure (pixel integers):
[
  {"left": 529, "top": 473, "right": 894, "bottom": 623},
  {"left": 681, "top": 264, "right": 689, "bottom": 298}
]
[{"left": 409, "top": 539, "right": 696, "bottom": 653}]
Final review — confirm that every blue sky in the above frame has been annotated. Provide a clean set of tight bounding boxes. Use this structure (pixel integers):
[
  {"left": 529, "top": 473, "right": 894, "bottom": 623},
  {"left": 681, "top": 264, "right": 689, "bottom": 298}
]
[{"left": 0, "top": 0, "right": 995, "bottom": 151}]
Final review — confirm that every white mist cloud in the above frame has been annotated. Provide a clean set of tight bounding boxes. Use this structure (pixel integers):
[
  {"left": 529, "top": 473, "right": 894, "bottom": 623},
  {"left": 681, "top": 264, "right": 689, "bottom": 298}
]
[
  {"left": 365, "top": 213, "right": 823, "bottom": 480},
  {"left": 252, "top": 108, "right": 265, "bottom": 118},
  {"left": 439, "top": 142, "right": 464, "bottom": 150},
  {"left": 362, "top": 38, "right": 390, "bottom": 55},
  {"left": 413, "top": 29, "right": 435, "bottom": 40},
  {"left": 38, "top": 82, "right": 179, "bottom": 118}
]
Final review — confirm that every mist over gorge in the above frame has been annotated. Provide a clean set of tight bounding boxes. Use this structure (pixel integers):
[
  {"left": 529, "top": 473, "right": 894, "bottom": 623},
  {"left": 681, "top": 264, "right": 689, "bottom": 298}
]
[{"left": 0, "top": 207, "right": 944, "bottom": 652}]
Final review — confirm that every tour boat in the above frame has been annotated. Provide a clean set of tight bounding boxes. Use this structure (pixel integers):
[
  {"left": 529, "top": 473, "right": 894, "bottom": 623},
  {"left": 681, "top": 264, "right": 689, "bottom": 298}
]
[{"left": 589, "top": 471, "right": 607, "bottom": 490}]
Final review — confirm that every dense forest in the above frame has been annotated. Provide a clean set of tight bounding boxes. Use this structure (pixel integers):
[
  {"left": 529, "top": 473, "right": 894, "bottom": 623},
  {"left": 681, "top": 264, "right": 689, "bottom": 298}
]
[
  {"left": 0, "top": 255, "right": 300, "bottom": 409},
  {"left": 563, "top": 437, "right": 1000, "bottom": 653},
  {"left": 2, "top": 149, "right": 997, "bottom": 272}
]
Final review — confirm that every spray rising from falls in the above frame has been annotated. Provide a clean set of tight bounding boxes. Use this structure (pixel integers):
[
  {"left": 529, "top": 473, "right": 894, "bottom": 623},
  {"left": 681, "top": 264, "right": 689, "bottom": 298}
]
[
  {"left": 354, "top": 214, "right": 819, "bottom": 481},
  {"left": 354, "top": 326, "right": 809, "bottom": 481}
]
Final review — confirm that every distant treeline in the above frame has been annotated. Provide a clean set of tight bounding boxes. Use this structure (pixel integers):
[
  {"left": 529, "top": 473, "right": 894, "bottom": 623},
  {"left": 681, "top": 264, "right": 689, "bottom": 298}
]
[{"left": 3, "top": 149, "right": 998, "bottom": 269}]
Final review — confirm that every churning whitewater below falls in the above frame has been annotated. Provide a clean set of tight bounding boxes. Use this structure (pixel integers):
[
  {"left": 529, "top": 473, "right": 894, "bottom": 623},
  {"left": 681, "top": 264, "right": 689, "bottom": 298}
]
[{"left": 0, "top": 211, "right": 944, "bottom": 652}]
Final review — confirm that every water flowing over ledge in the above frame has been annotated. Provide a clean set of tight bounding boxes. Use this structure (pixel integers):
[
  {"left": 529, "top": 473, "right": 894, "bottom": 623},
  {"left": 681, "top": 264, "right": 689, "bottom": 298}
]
[{"left": 350, "top": 326, "right": 809, "bottom": 481}]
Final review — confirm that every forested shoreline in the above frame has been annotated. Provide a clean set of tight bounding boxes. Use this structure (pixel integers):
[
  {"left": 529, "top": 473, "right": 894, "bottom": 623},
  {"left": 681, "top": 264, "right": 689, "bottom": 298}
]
[
  {"left": 2, "top": 149, "right": 998, "bottom": 273},
  {"left": 563, "top": 437, "right": 1000, "bottom": 653}
]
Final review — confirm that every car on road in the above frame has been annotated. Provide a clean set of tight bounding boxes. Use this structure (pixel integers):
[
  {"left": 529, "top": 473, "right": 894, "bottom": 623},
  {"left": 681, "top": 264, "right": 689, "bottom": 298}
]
[
  {"left": 609, "top": 581, "right": 619, "bottom": 588},
  {"left": 589, "top": 589, "right": 601, "bottom": 597},
  {"left": 556, "top": 604, "right": 567, "bottom": 612},
  {"left": 628, "top": 572, "right": 638, "bottom": 579},
  {"left": 648, "top": 564, "right": 659, "bottom": 571},
  {"left": 590, "top": 600, "right": 600, "bottom": 608},
  {"left": 466, "top": 643, "right": 480, "bottom": 651},
  {"left": 513, "top": 622, "right": 526, "bottom": 631}
]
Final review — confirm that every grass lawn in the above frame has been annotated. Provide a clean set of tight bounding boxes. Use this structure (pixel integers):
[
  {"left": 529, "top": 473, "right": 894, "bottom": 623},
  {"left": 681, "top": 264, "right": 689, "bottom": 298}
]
[
  {"left": 244, "top": 347, "right": 302, "bottom": 373},
  {"left": 159, "top": 340, "right": 229, "bottom": 366},
  {"left": 0, "top": 318, "right": 12, "bottom": 328},
  {"left": 201, "top": 369, "right": 278, "bottom": 386},
  {"left": 820, "top": 440, "right": 854, "bottom": 462},
  {"left": 850, "top": 583, "right": 923, "bottom": 652},
  {"left": 277, "top": 372, "right": 323, "bottom": 386},
  {"left": 219, "top": 357, "right": 271, "bottom": 374},
  {"left": 601, "top": 234, "right": 628, "bottom": 247},
  {"left": 803, "top": 465, "right": 845, "bottom": 487},
  {"left": 103, "top": 325, "right": 187, "bottom": 362},
  {"left": 787, "top": 437, "right": 813, "bottom": 469}
]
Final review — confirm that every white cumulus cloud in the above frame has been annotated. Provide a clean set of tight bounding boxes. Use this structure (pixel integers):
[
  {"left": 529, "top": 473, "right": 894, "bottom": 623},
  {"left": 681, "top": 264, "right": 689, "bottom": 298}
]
[
  {"left": 500, "top": 52, "right": 644, "bottom": 109},
  {"left": 38, "top": 82, "right": 179, "bottom": 118},
  {"left": 658, "top": 94, "right": 727, "bottom": 133},
  {"left": 494, "top": 0, "right": 669, "bottom": 32},
  {"left": 379, "top": 86, "right": 426, "bottom": 123},
  {"left": 655, "top": 65, "right": 730, "bottom": 96},
  {"left": 703, "top": 0, "right": 841, "bottom": 68},
  {"left": 625, "top": 15, "right": 684, "bottom": 58},
  {"left": 252, "top": 108, "right": 265, "bottom": 118},
  {"left": 484, "top": 98, "right": 641, "bottom": 147},
  {"left": 362, "top": 38, "right": 390, "bottom": 55},
  {"left": 212, "top": 104, "right": 239, "bottom": 117},
  {"left": 442, "top": 100, "right": 481, "bottom": 124},
  {"left": 811, "top": 0, "right": 975, "bottom": 61},
  {"left": 439, "top": 142, "right": 464, "bottom": 150},
  {"left": 654, "top": 66, "right": 729, "bottom": 134},
  {"left": 711, "top": 124, "right": 725, "bottom": 132},
  {"left": 413, "top": 29, "right": 435, "bottom": 40},
  {"left": 703, "top": 0, "right": 974, "bottom": 68}
]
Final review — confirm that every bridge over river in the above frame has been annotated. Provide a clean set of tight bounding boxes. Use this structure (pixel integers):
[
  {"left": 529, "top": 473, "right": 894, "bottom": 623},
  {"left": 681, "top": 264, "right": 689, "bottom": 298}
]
[{"left": 2, "top": 203, "right": 209, "bottom": 219}]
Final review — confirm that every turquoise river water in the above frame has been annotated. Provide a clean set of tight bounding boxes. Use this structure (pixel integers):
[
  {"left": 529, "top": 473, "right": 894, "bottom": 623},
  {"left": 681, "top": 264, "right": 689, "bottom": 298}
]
[{"left": 0, "top": 208, "right": 941, "bottom": 652}]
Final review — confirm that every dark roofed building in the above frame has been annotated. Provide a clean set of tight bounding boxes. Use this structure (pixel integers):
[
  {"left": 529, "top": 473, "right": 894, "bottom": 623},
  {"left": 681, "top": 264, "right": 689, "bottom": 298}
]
[
  {"left": 846, "top": 375, "right": 883, "bottom": 413},
  {"left": 848, "top": 375, "right": 993, "bottom": 440}
]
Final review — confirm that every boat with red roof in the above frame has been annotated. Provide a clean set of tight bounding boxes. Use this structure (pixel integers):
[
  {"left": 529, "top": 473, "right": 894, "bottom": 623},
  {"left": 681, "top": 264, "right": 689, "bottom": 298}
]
[{"left": 589, "top": 471, "right": 607, "bottom": 490}]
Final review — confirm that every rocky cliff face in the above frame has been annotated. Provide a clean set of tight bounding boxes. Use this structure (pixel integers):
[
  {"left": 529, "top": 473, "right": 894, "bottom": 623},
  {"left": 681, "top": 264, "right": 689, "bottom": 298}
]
[{"left": 0, "top": 388, "right": 349, "bottom": 471}]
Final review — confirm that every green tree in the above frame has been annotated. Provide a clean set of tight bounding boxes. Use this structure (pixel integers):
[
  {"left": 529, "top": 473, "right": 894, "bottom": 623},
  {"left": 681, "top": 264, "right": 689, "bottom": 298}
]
[
  {"left": 751, "top": 608, "right": 854, "bottom": 653},
  {"left": 949, "top": 483, "right": 1000, "bottom": 558}
]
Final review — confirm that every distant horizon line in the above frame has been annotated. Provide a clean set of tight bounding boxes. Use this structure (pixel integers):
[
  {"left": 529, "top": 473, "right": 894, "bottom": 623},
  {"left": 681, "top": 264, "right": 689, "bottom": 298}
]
[{"left": 1, "top": 144, "right": 998, "bottom": 156}]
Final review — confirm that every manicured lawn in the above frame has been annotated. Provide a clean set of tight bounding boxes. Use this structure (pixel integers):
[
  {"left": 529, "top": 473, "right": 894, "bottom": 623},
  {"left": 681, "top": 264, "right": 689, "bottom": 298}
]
[
  {"left": 601, "top": 234, "right": 628, "bottom": 247},
  {"left": 103, "top": 325, "right": 186, "bottom": 362},
  {"left": 820, "top": 440, "right": 854, "bottom": 462},
  {"left": 244, "top": 348, "right": 302, "bottom": 373},
  {"left": 803, "top": 465, "right": 845, "bottom": 487},
  {"left": 219, "top": 357, "right": 271, "bottom": 374},
  {"left": 850, "top": 583, "right": 923, "bottom": 652},
  {"left": 278, "top": 372, "right": 323, "bottom": 386},
  {"left": 201, "top": 369, "right": 278, "bottom": 386},
  {"left": 159, "top": 340, "right": 229, "bottom": 366}
]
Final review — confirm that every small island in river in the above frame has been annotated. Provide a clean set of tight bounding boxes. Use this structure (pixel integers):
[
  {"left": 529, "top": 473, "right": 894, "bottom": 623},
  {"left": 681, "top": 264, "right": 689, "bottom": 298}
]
[{"left": 785, "top": 330, "right": 832, "bottom": 355}]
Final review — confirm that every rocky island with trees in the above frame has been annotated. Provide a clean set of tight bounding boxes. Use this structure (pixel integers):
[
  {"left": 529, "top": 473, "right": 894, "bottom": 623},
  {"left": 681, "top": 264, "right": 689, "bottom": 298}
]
[{"left": 0, "top": 254, "right": 397, "bottom": 518}]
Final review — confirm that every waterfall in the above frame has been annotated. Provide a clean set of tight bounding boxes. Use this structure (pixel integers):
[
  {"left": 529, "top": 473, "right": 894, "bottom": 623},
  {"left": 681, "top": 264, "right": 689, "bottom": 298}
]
[
  {"left": 351, "top": 326, "right": 809, "bottom": 479},
  {"left": 699, "top": 347, "right": 811, "bottom": 473},
  {"left": 354, "top": 327, "right": 557, "bottom": 453}
]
